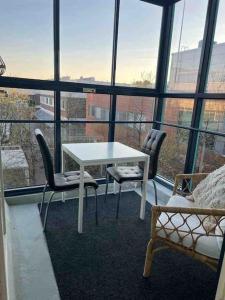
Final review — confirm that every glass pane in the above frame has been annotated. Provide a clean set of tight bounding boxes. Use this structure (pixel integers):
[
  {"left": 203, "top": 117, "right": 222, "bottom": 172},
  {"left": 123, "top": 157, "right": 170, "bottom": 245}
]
[
  {"left": 1, "top": 123, "right": 54, "bottom": 189},
  {"left": 163, "top": 98, "right": 194, "bottom": 126},
  {"left": 0, "top": 0, "right": 53, "bottom": 79},
  {"left": 61, "top": 123, "right": 108, "bottom": 178},
  {"left": 116, "top": 96, "right": 155, "bottom": 122},
  {"left": 115, "top": 123, "right": 152, "bottom": 151},
  {"left": 207, "top": 0, "right": 225, "bottom": 92},
  {"left": 62, "top": 123, "right": 108, "bottom": 144},
  {"left": 167, "top": 0, "right": 208, "bottom": 92},
  {"left": 60, "top": 0, "right": 114, "bottom": 84},
  {"left": 61, "top": 92, "right": 110, "bottom": 121},
  {"left": 195, "top": 132, "right": 225, "bottom": 173},
  {"left": 116, "top": 0, "right": 162, "bottom": 88},
  {"left": 201, "top": 100, "right": 225, "bottom": 133},
  {"left": 0, "top": 88, "right": 54, "bottom": 121},
  {"left": 158, "top": 126, "right": 190, "bottom": 182}
]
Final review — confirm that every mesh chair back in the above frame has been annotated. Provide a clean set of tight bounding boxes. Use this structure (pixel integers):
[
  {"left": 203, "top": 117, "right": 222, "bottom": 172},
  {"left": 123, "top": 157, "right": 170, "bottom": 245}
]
[
  {"left": 139, "top": 129, "right": 166, "bottom": 179},
  {"left": 35, "top": 129, "right": 55, "bottom": 189}
]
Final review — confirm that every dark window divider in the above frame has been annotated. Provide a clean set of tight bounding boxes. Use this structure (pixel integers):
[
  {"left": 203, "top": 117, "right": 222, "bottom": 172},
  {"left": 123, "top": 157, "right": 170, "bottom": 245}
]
[
  {"left": 60, "top": 120, "right": 154, "bottom": 124},
  {"left": 184, "top": 0, "right": 219, "bottom": 174},
  {"left": 0, "top": 76, "right": 158, "bottom": 97},
  {"left": 2, "top": 119, "right": 224, "bottom": 139},
  {"left": 153, "top": 3, "right": 175, "bottom": 130},
  {"left": 53, "top": 0, "right": 61, "bottom": 173},
  {"left": 108, "top": 0, "right": 120, "bottom": 142},
  {"left": 155, "top": 121, "right": 225, "bottom": 138},
  {"left": 159, "top": 93, "right": 225, "bottom": 99},
  {"left": 0, "top": 120, "right": 55, "bottom": 123}
]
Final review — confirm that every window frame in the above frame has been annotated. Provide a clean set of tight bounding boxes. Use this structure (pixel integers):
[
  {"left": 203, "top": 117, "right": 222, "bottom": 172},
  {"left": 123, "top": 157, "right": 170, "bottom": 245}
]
[
  {"left": 1, "top": 0, "right": 225, "bottom": 286},
  {"left": 0, "top": 0, "right": 224, "bottom": 196}
]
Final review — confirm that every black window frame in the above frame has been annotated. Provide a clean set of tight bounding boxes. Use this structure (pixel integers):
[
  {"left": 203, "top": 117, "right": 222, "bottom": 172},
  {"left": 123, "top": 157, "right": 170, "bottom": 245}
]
[{"left": 1, "top": 0, "right": 225, "bottom": 283}]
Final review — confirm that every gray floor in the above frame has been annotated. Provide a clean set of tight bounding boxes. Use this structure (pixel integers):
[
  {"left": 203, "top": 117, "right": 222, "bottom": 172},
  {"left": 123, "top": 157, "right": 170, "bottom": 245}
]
[
  {"left": 7, "top": 204, "right": 60, "bottom": 300},
  {"left": 6, "top": 181, "right": 171, "bottom": 300}
]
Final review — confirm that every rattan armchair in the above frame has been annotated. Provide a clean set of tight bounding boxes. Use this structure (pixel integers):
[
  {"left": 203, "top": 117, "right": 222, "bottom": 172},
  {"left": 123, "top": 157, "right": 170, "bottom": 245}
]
[{"left": 143, "top": 173, "right": 225, "bottom": 277}]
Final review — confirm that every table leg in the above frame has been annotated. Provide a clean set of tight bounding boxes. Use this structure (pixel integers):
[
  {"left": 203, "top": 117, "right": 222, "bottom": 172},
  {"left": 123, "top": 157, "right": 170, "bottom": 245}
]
[
  {"left": 140, "top": 156, "right": 149, "bottom": 220},
  {"left": 113, "top": 163, "right": 118, "bottom": 194},
  {"left": 78, "top": 165, "right": 84, "bottom": 233},
  {"left": 61, "top": 148, "right": 65, "bottom": 202}
]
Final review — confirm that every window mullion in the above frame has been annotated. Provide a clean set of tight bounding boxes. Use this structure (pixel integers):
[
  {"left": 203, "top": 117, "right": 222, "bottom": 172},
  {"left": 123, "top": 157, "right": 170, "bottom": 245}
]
[
  {"left": 109, "top": 0, "right": 120, "bottom": 142},
  {"left": 184, "top": 0, "right": 219, "bottom": 174},
  {"left": 53, "top": 0, "right": 61, "bottom": 173},
  {"left": 153, "top": 4, "right": 174, "bottom": 129}
]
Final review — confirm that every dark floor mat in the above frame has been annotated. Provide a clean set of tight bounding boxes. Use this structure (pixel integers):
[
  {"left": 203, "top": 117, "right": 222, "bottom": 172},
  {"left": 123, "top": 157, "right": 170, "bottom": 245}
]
[{"left": 40, "top": 191, "right": 217, "bottom": 300}]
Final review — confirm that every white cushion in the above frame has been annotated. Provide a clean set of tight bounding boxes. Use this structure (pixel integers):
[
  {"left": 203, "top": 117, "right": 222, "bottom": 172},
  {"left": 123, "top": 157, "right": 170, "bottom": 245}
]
[
  {"left": 156, "top": 195, "right": 221, "bottom": 259},
  {"left": 193, "top": 165, "right": 225, "bottom": 210},
  {"left": 166, "top": 195, "right": 194, "bottom": 208}
]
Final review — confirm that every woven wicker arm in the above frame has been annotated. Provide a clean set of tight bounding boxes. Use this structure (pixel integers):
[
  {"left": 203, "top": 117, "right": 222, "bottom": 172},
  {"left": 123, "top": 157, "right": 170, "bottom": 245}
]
[
  {"left": 173, "top": 173, "right": 209, "bottom": 196},
  {"left": 143, "top": 172, "right": 225, "bottom": 277},
  {"left": 143, "top": 204, "right": 225, "bottom": 277},
  {"left": 151, "top": 205, "right": 225, "bottom": 249}
]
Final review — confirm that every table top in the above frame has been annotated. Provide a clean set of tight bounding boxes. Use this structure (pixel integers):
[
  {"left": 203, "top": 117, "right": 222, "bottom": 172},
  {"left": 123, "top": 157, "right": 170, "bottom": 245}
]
[{"left": 62, "top": 142, "right": 149, "bottom": 165}]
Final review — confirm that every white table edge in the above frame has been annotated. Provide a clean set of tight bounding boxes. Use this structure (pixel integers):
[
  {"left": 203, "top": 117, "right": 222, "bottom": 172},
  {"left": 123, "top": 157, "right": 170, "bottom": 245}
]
[{"left": 61, "top": 142, "right": 150, "bottom": 233}]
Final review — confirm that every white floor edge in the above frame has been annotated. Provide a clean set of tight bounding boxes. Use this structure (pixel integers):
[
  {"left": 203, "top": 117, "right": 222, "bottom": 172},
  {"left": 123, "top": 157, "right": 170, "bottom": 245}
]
[{"left": 8, "top": 204, "right": 60, "bottom": 300}]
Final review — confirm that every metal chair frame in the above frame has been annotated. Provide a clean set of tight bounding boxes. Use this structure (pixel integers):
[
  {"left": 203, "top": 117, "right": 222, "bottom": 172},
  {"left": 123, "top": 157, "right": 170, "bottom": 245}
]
[
  {"left": 40, "top": 183, "right": 98, "bottom": 231},
  {"left": 104, "top": 173, "right": 158, "bottom": 219},
  {"left": 35, "top": 129, "right": 98, "bottom": 231}
]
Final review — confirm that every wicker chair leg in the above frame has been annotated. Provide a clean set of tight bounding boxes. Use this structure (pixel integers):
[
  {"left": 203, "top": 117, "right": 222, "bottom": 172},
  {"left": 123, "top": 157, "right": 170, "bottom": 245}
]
[{"left": 143, "top": 239, "right": 155, "bottom": 277}]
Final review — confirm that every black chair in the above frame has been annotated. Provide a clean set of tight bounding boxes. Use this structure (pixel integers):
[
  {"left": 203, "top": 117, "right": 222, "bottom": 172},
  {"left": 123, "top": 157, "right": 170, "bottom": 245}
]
[
  {"left": 105, "top": 129, "right": 166, "bottom": 218},
  {"left": 35, "top": 129, "right": 98, "bottom": 231}
]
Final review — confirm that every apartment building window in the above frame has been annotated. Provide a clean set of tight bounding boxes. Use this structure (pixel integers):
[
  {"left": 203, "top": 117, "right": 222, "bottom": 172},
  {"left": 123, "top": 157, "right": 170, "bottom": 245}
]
[
  {"left": 95, "top": 107, "right": 101, "bottom": 120},
  {"left": 100, "top": 108, "right": 109, "bottom": 121},
  {"left": 91, "top": 106, "right": 96, "bottom": 117},
  {"left": 207, "top": 0, "right": 225, "bottom": 92},
  {"left": 201, "top": 100, "right": 225, "bottom": 133}
]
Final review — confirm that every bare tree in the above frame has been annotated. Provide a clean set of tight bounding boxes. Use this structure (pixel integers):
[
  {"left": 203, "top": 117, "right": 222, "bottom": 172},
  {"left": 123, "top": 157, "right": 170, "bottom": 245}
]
[{"left": 0, "top": 90, "right": 46, "bottom": 188}]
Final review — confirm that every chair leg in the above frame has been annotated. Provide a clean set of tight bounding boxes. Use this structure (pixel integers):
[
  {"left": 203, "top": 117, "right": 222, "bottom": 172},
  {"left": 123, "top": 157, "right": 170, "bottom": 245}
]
[
  {"left": 116, "top": 185, "right": 122, "bottom": 219},
  {"left": 104, "top": 172, "right": 109, "bottom": 203},
  {"left": 40, "top": 182, "right": 48, "bottom": 214},
  {"left": 152, "top": 179, "right": 158, "bottom": 205},
  {"left": 94, "top": 188, "right": 98, "bottom": 225},
  {"left": 43, "top": 192, "right": 55, "bottom": 232},
  {"left": 85, "top": 187, "right": 88, "bottom": 209},
  {"left": 143, "top": 239, "right": 155, "bottom": 278}
]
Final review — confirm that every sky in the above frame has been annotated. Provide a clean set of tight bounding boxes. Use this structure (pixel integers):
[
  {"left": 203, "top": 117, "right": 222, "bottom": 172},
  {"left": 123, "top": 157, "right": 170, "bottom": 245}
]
[{"left": 1, "top": 0, "right": 224, "bottom": 83}]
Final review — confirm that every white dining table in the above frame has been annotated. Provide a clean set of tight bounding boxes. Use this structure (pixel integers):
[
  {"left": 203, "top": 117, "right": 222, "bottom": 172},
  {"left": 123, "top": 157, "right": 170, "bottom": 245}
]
[{"left": 62, "top": 142, "right": 150, "bottom": 233}]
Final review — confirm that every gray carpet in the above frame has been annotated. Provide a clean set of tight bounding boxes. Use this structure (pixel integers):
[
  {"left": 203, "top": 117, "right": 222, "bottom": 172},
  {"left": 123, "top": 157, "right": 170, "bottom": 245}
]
[{"left": 40, "top": 191, "right": 217, "bottom": 300}]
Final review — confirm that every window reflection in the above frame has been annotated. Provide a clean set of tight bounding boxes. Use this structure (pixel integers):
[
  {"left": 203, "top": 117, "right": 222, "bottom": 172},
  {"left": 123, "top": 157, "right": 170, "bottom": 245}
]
[{"left": 167, "top": 0, "right": 207, "bottom": 92}]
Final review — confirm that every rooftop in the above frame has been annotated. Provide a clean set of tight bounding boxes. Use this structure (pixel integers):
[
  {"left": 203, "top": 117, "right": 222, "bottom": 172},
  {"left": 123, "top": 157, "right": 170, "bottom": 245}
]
[{"left": 1, "top": 147, "right": 29, "bottom": 170}]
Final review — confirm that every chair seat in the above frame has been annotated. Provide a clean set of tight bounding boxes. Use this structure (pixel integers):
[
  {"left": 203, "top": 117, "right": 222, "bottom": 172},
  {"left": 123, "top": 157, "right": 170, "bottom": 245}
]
[
  {"left": 54, "top": 171, "right": 98, "bottom": 191},
  {"left": 107, "top": 166, "right": 143, "bottom": 184},
  {"left": 156, "top": 195, "right": 221, "bottom": 259}
]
